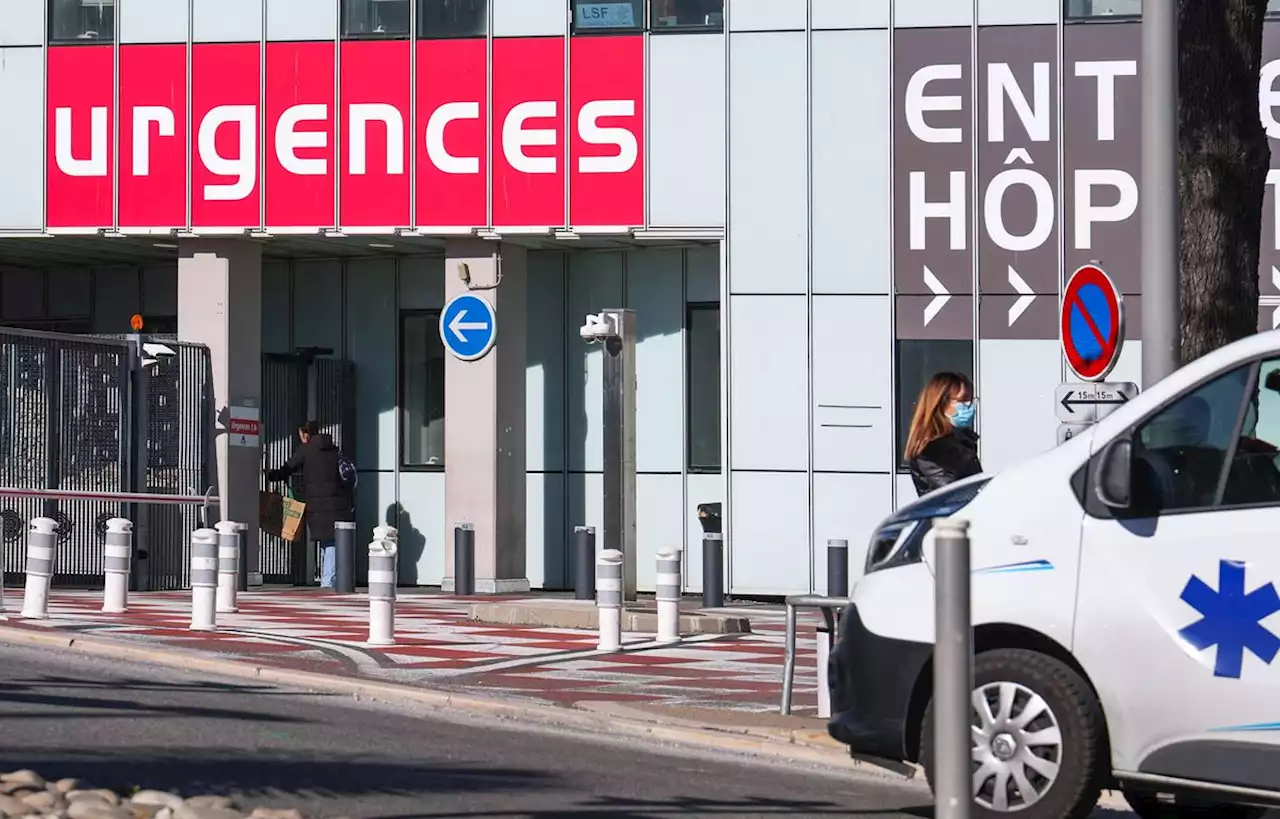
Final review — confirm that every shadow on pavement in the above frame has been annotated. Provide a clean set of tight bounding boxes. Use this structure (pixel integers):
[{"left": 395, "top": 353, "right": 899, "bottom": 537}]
[{"left": 369, "top": 796, "right": 931, "bottom": 817}]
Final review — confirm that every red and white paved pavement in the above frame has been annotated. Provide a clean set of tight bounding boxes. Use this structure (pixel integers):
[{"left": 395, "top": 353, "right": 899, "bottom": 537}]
[{"left": 0, "top": 589, "right": 822, "bottom": 715}]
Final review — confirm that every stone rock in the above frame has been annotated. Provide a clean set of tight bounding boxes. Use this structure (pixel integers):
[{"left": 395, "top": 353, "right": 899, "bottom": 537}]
[
  {"left": 0, "top": 776, "right": 44, "bottom": 792},
  {"left": 66, "top": 803, "right": 131, "bottom": 819},
  {"left": 0, "top": 786, "right": 34, "bottom": 798},
  {"left": 20, "top": 792, "right": 59, "bottom": 812},
  {"left": 67, "top": 793, "right": 119, "bottom": 807},
  {"left": 247, "top": 810, "right": 303, "bottom": 819},
  {"left": 173, "top": 807, "right": 242, "bottom": 819},
  {"left": 177, "top": 800, "right": 233, "bottom": 812},
  {"left": 151, "top": 808, "right": 172, "bottom": 819},
  {"left": 0, "top": 793, "right": 37, "bottom": 817},
  {"left": 53, "top": 782, "right": 80, "bottom": 796},
  {"left": 124, "top": 795, "right": 180, "bottom": 812}
]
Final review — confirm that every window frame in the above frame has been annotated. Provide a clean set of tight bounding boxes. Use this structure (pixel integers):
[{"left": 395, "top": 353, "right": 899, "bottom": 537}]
[
  {"left": 648, "top": 0, "right": 724, "bottom": 33},
  {"left": 48, "top": 0, "right": 117, "bottom": 45},
  {"left": 398, "top": 308, "right": 446, "bottom": 472},
  {"left": 685, "top": 301, "right": 722, "bottom": 474},
  {"left": 417, "top": 0, "right": 488, "bottom": 39},
  {"left": 341, "top": 0, "right": 413, "bottom": 41},
  {"left": 570, "top": 0, "right": 725, "bottom": 35},
  {"left": 893, "top": 338, "right": 976, "bottom": 474},
  {"left": 1064, "top": 0, "right": 1280, "bottom": 20}
]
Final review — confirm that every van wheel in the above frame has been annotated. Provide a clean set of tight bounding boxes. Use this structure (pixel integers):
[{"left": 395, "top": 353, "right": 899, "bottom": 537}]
[
  {"left": 1122, "top": 788, "right": 1267, "bottom": 819},
  {"left": 920, "top": 648, "right": 1106, "bottom": 819}
]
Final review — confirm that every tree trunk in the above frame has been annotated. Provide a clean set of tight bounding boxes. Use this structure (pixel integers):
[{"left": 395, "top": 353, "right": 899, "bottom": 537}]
[{"left": 1178, "top": 0, "right": 1271, "bottom": 364}]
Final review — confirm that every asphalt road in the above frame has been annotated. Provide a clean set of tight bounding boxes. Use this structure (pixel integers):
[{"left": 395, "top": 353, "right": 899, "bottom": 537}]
[{"left": 0, "top": 643, "right": 943, "bottom": 818}]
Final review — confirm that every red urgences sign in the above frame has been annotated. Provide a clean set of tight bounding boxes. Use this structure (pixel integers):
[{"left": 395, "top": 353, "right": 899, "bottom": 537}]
[{"left": 46, "top": 37, "right": 645, "bottom": 232}]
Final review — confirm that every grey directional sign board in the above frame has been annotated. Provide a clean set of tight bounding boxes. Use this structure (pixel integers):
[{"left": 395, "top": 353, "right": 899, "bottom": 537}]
[
  {"left": 1055, "top": 381, "right": 1139, "bottom": 424},
  {"left": 1057, "top": 423, "right": 1092, "bottom": 445}
]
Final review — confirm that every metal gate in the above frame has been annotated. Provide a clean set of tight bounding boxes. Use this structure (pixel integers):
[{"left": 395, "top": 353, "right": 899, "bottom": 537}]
[
  {"left": 0, "top": 327, "right": 212, "bottom": 589},
  {"left": 259, "top": 352, "right": 355, "bottom": 585}
]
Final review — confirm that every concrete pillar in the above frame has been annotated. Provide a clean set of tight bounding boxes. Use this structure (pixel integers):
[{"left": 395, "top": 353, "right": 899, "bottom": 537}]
[
  {"left": 442, "top": 240, "right": 529, "bottom": 593},
  {"left": 178, "top": 240, "right": 264, "bottom": 585}
]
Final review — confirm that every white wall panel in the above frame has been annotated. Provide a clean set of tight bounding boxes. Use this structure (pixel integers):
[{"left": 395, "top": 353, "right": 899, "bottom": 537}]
[
  {"left": 627, "top": 248, "right": 684, "bottom": 473},
  {"left": 894, "top": 0, "right": 974, "bottom": 27},
  {"left": 527, "top": 251, "right": 566, "bottom": 472},
  {"left": 894, "top": 473, "right": 917, "bottom": 510},
  {"left": 686, "top": 246, "right": 720, "bottom": 302},
  {"left": 291, "top": 260, "right": 343, "bottom": 353},
  {"left": 0, "top": 1, "right": 44, "bottom": 46},
  {"left": 354, "top": 471, "right": 397, "bottom": 580},
  {"left": 566, "top": 252, "right": 624, "bottom": 471},
  {"left": 813, "top": 472, "right": 891, "bottom": 591},
  {"left": 345, "top": 259, "right": 397, "bottom": 471},
  {"left": 268, "top": 0, "right": 337, "bottom": 41},
  {"left": 122, "top": 0, "right": 190, "bottom": 43},
  {"left": 93, "top": 267, "right": 142, "bottom": 333},
  {"left": 684, "top": 472, "right": 724, "bottom": 593},
  {"left": 566, "top": 471, "right": 604, "bottom": 558},
  {"left": 729, "top": 0, "right": 806, "bottom": 31},
  {"left": 261, "top": 260, "right": 291, "bottom": 353},
  {"left": 812, "top": 0, "right": 889, "bottom": 29},
  {"left": 397, "top": 472, "right": 446, "bottom": 585},
  {"left": 729, "top": 295, "right": 808, "bottom": 471},
  {"left": 398, "top": 256, "right": 445, "bottom": 310},
  {"left": 729, "top": 471, "right": 808, "bottom": 594},
  {"left": 526, "top": 472, "right": 566, "bottom": 589},
  {"left": 48, "top": 269, "right": 92, "bottom": 317},
  {"left": 495, "top": 0, "right": 566, "bottom": 36},
  {"left": 0, "top": 48, "right": 44, "bottom": 230},
  {"left": 729, "top": 32, "right": 807, "bottom": 294},
  {"left": 812, "top": 30, "right": 890, "bottom": 295},
  {"left": 813, "top": 296, "right": 893, "bottom": 472},
  {"left": 978, "top": 340, "right": 1060, "bottom": 473},
  {"left": 649, "top": 35, "right": 726, "bottom": 228},
  {"left": 637, "top": 473, "right": 684, "bottom": 592},
  {"left": 142, "top": 265, "right": 177, "bottom": 316},
  {"left": 193, "top": 0, "right": 263, "bottom": 42},
  {"left": 978, "top": 0, "right": 1058, "bottom": 25}
]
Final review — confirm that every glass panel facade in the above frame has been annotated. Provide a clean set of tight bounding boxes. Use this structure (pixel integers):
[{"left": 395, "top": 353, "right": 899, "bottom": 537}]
[{"left": 50, "top": 0, "right": 115, "bottom": 43}]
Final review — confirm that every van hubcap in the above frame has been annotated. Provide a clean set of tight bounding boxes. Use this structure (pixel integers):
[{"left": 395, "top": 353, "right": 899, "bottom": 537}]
[{"left": 970, "top": 681, "right": 1063, "bottom": 812}]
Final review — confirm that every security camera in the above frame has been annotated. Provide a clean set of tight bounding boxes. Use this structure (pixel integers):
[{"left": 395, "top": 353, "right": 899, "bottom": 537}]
[
  {"left": 140, "top": 342, "right": 177, "bottom": 368},
  {"left": 579, "top": 312, "right": 614, "bottom": 343}
]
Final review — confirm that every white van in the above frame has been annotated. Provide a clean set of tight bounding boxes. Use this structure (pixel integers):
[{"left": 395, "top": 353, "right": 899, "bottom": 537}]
[{"left": 827, "top": 330, "right": 1280, "bottom": 819}]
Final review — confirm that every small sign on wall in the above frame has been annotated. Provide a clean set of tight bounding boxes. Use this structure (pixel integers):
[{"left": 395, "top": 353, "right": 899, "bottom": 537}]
[{"left": 229, "top": 405, "right": 260, "bottom": 448}]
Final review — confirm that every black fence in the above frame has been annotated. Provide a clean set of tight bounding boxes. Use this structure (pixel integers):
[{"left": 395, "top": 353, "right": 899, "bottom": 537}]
[{"left": 0, "top": 327, "right": 211, "bottom": 590}]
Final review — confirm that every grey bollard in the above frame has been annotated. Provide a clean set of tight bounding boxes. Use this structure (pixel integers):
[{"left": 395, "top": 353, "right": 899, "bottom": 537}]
[
  {"left": 933, "top": 518, "right": 972, "bottom": 819},
  {"left": 596, "top": 549, "right": 623, "bottom": 651},
  {"left": 235, "top": 522, "right": 249, "bottom": 592},
  {"left": 701, "top": 532, "right": 724, "bottom": 609},
  {"left": 574, "top": 525, "right": 596, "bottom": 600},
  {"left": 102, "top": 518, "right": 133, "bottom": 613},
  {"left": 656, "top": 549, "right": 682, "bottom": 644},
  {"left": 189, "top": 528, "right": 218, "bottom": 632},
  {"left": 214, "top": 521, "right": 240, "bottom": 614},
  {"left": 454, "top": 523, "right": 475, "bottom": 596},
  {"left": 21, "top": 517, "right": 59, "bottom": 620},
  {"left": 334, "top": 521, "right": 356, "bottom": 594},
  {"left": 827, "top": 538, "right": 849, "bottom": 598}
]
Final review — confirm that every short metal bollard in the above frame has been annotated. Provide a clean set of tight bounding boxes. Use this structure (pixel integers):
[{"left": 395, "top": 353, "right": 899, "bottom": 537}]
[
  {"left": 816, "top": 622, "right": 833, "bottom": 719},
  {"left": 573, "top": 525, "right": 596, "bottom": 601},
  {"left": 102, "top": 518, "right": 133, "bottom": 614},
  {"left": 827, "top": 538, "right": 849, "bottom": 598},
  {"left": 367, "top": 525, "right": 399, "bottom": 646},
  {"left": 656, "top": 549, "right": 682, "bottom": 644},
  {"left": 596, "top": 549, "right": 623, "bottom": 652},
  {"left": 235, "top": 522, "right": 249, "bottom": 592},
  {"left": 701, "top": 532, "right": 724, "bottom": 609},
  {"left": 334, "top": 521, "right": 356, "bottom": 594},
  {"left": 933, "top": 517, "right": 973, "bottom": 819},
  {"left": 453, "top": 523, "right": 475, "bottom": 596},
  {"left": 189, "top": 528, "right": 218, "bottom": 632},
  {"left": 21, "top": 517, "right": 59, "bottom": 620},
  {"left": 214, "top": 521, "right": 240, "bottom": 614}
]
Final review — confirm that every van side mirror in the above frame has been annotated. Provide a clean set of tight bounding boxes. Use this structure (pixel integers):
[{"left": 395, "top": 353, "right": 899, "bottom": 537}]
[
  {"left": 1265, "top": 370, "right": 1280, "bottom": 394},
  {"left": 1095, "top": 437, "right": 1133, "bottom": 509}
]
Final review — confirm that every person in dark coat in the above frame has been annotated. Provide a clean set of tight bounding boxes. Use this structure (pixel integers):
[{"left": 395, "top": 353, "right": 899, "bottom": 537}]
[
  {"left": 266, "top": 420, "right": 353, "bottom": 588},
  {"left": 904, "top": 371, "right": 983, "bottom": 497}
]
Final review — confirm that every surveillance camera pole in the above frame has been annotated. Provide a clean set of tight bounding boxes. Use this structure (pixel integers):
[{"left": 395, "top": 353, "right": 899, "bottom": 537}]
[
  {"left": 124, "top": 331, "right": 152, "bottom": 591},
  {"left": 592, "top": 310, "right": 638, "bottom": 602}
]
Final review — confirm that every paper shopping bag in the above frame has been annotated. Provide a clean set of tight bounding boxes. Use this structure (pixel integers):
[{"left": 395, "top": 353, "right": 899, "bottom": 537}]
[
  {"left": 280, "top": 489, "right": 307, "bottom": 543},
  {"left": 259, "top": 490, "right": 284, "bottom": 539}
]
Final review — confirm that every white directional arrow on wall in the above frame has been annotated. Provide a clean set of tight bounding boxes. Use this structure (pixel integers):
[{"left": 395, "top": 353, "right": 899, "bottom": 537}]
[
  {"left": 1008, "top": 266, "right": 1036, "bottom": 326},
  {"left": 923, "top": 266, "right": 951, "bottom": 326},
  {"left": 1272, "top": 266, "right": 1280, "bottom": 293}
]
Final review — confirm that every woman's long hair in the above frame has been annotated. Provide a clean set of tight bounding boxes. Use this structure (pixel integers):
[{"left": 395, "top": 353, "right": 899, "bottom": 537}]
[{"left": 904, "top": 372, "right": 972, "bottom": 461}]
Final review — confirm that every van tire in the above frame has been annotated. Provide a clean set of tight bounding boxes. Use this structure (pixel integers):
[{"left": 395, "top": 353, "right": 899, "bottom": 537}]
[
  {"left": 1122, "top": 789, "right": 1267, "bottom": 819},
  {"left": 920, "top": 648, "right": 1106, "bottom": 819}
]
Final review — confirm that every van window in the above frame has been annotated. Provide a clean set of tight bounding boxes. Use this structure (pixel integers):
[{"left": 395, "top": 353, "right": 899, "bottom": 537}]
[{"left": 1219, "top": 359, "right": 1280, "bottom": 507}]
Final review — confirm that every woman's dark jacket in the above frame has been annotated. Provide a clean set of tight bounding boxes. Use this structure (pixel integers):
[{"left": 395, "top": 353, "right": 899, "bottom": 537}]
[
  {"left": 266, "top": 433, "right": 353, "bottom": 542},
  {"left": 909, "top": 429, "right": 983, "bottom": 497}
]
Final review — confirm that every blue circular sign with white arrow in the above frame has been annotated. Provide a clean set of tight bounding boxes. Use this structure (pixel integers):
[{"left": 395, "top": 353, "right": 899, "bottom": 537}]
[{"left": 439, "top": 293, "right": 497, "bottom": 361}]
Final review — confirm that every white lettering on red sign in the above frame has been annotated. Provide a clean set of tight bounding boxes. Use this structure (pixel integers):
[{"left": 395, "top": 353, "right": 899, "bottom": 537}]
[{"left": 54, "top": 107, "right": 108, "bottom": 177}]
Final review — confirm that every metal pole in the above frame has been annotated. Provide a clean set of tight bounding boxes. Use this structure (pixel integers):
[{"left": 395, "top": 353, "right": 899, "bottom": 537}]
[
  {"left": 573, "top": 525, "right": 596, "bottom": 600},
  {"left": 701, "top": 532, "right": 724, "bottom": 609},
  {"left": 334, "top": 521, "right": 356, "bottom": 594},
  {"left": 780, "top": 600, "right": 797, "bottom": 715},
  {"left": 102, "top": 518, "right": 132, "bottom": 614},
  {"left": 827, "top": 538, "right": 849, "bottom": 598},
  {"left": 600, "top": 309, "right": 637, "bottom": 602},
  {"left": 1141, "top": 0, "right": 1180, "bottom": 385},
  {"left": 454, "top": 523, "right": 475, "bottom": 596},
  {"left": 933, "top": 517, "right": 972, "bottom": 819}
]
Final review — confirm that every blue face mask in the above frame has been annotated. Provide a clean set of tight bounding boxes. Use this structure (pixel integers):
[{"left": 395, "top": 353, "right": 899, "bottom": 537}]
[{"left": 951, "top": 401, "right": 975, "bottom": 429}]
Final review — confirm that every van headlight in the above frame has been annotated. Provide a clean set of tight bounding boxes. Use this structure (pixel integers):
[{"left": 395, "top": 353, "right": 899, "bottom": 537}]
[{"left": 864, "top": 478, "right": 990, "bottom": 575}]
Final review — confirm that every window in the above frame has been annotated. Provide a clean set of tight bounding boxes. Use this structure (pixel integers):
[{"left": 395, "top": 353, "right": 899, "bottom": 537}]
[
  {"left": 573, "top": 0, "right": 643, "bottom": 32},
  {"left": 342, "top": 0, "right": 410, "bottom": 38},
  {"left": 49, "top": 0, "right": 115, "bottom": 43},
  {"left": 419, "top": 0, "right": 486, "bottom": 37},
  {"left": 687, "top": 303, "right": 721, "bottom": 472},
  {"left": 650, "top": 0, "right": 723, "bottom": 30},
  {"left": 1067, "top": 0, "right": 1280, "bottom": 18},
  {"left": 400, "top": 311, "right": 446, "bottom": 468},
  {"left": 895, "top": 340, "right": 974, "bottom": 470}
]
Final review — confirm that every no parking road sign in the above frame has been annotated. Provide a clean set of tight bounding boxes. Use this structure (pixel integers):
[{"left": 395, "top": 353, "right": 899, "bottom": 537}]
[
  {"left": 1061, "top": 264, "right": 1125, "bottom": 382},
  {"left": 440, "top": 293, "right": 497, "bottom": 361}
]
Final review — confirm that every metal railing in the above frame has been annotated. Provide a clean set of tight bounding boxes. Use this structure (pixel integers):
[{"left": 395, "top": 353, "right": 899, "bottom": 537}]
[{"left": 780, "top": 594, "right": 853, "bottom": 716}]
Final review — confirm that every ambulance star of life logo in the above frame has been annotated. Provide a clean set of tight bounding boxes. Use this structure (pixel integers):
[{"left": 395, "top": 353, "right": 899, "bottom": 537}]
[{"left": 1178, "top": 560, "right": 1280, "bottom": 679}]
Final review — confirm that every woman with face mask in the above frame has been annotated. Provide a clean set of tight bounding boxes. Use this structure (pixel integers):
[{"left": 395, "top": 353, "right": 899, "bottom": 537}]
[{"left": 904, "top": 371, "right": 983, "bottom": 497}]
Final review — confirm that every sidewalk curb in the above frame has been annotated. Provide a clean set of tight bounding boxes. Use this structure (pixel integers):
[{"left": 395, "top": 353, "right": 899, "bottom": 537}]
[{"left": 0, "top": 624, "right": 900, "bottom": 778}]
